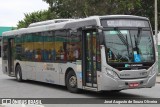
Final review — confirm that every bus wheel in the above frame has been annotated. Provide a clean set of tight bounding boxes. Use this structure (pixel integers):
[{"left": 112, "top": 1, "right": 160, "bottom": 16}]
[
  {"left": 111, "top": 90, "right": 121, "bottom": 93},
  {"left": 66, "top": 70, "right": 79, "bottom": 93},
  {"left": 15, "top": 65, "right": 23, "bottom": 82}
]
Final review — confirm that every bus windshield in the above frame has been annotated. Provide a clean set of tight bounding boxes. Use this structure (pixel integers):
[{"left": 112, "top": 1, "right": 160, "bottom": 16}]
[{"left": 104, "top": 29, "right": 155, "bottom": 63}]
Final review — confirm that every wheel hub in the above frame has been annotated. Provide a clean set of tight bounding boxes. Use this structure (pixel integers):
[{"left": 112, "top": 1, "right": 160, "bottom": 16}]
[{"left": 69, "top": 76, "right": 77, "bottom": 87}]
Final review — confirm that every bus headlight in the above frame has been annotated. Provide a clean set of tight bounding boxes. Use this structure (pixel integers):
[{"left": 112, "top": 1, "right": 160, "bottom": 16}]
[
  {"left": 106, "top": 68, "right": 118, "bottom": 78},
  {"left": 149, "top": 66, "right": 157, "bottom": 76}
]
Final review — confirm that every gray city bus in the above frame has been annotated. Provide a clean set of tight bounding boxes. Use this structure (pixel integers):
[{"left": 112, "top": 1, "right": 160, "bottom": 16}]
[{"left": 1, "top": 15, "right": 157, "bottom": 93}]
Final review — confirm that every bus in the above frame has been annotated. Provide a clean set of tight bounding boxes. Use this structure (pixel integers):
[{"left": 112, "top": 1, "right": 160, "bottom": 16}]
[{"left": 1, "top": 15, "right": 157, "bottom": 93}]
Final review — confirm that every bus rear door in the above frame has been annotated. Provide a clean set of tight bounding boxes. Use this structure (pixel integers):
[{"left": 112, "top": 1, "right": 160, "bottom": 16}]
[{"left": 8, "top": 38, "right": 15, "bottom": 76}]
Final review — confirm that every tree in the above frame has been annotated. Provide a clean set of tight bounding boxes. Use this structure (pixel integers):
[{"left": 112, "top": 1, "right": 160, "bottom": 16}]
[
  {"left": 42, "top": 0, "right": 141, "bottom": 17},
  {"left": 18, "top": 0, "right": 160, "bottom": 30},
  {"left": 42, "top": 0, "right": 160, "bottom": 30},
  {"left": 17, "top": 10, "right": 57, "bottom": 28}
]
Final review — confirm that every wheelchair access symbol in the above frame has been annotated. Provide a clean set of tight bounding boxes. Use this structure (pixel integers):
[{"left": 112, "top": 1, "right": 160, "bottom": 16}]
[{"left": 134, "top": 53, "right": 141, "bottom": 62}]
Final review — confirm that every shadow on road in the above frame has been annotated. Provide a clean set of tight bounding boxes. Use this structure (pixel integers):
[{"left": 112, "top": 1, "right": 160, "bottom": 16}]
[{"left": 80, "top": 90, "right": 147, "bottom": 98}]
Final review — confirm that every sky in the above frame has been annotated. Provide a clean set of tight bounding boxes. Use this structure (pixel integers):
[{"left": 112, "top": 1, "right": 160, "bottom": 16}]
[{"left": 0, "top": 0, "right": 49, "bottom": 27}]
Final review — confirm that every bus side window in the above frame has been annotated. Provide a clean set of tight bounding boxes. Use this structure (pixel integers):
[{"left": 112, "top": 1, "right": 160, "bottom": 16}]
[
  {"left": 67, "top": 30, "right": 82, "bottom": 61},
  {"left": 33, "top": 33, "right": 43, "bottom": 62},
  {"left": 43, "top": 31, "right": 55, "bottom": 62},
  {"left": 15, "top": 35, "right": 23, "bottom": 60},
  {"left": 2, "top": 37, "right": 8, "bottom": 60},
  {"left": 55, "top": 30, "right": 67, "bottom": 62},
  {"left": 23, "top": 34, "right": 34, "bottom": 61}
]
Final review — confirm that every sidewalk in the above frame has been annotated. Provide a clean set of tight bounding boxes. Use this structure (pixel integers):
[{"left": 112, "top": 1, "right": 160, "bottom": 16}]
[{"left": 156, "top": 75, "right": 160, "bottom": 83}]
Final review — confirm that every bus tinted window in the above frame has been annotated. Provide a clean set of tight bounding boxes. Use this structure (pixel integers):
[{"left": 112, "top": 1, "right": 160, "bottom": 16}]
[
  {"left": 67, "top": 30, "right": 82, "bottom": 61},
  {"left": 15, "top": 35, "right": 23, "bottom": 60},
  {"left": 55, "top": 30, "right": 67, "bottom": 61},
  {"left": 33, "top": 33, "right": 43, "bottom": 62},
  {"left": 43, "top": 31, "right": 55, "bottom": 62},
  {"left": 2, "top": 37, "right": 8, "bottom": 60},
  {"left": 23, "top": 34, "right": 34, "bottom": 61}
]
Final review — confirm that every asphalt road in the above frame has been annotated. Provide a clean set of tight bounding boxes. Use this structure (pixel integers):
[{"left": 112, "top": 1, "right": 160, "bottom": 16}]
[
  {"left": 0, "top": 73, "right": 160, "bottom": 98},
  {"left": 0, "top": 59, "right": 160, "bottom": 107}
]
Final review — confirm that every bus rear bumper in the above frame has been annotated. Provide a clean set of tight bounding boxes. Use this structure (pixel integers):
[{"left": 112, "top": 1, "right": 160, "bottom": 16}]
[{"left": 99, "top": 72, "right": 157, "bottom": 91}]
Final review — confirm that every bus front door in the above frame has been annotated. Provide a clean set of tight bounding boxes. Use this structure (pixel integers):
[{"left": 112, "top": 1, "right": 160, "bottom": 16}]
[
  {"left": 8, "top": 38, "right": 15, "bottom": 75},
  {"left": 83, "top": 30, "right": 100, "bottom": 88}
]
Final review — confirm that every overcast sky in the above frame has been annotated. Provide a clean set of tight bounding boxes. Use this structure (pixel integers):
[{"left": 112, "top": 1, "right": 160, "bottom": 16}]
[{"left": 0, "top": 0, "right": 48, "bottom": 27}]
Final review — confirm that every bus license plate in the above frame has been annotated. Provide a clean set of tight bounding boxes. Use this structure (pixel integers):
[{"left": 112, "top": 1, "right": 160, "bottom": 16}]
[{"left": 129, "top": 83, "right": 139, "bottom": 88}]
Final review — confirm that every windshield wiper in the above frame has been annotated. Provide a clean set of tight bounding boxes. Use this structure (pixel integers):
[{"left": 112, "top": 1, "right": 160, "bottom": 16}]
[
  {"left": 114, "top": 28, "right": 129, "bottom": 46},
  {"left": 114, "top": 28, "right": 132, "bottom": 61},
  {"left": 137, "top": 28, "right": 142, "bottom": 45},
  {"left": 134, "top": 28, "right": 142, "bottom": 54}
]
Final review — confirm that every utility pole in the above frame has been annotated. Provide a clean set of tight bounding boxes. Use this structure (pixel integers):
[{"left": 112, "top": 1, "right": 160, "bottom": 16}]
[
  {"left": 155, "top": 0, "right": 158, "bottom": 46},
  {"left": 155, "top": 0, "right": 159, "bottom": 74}
]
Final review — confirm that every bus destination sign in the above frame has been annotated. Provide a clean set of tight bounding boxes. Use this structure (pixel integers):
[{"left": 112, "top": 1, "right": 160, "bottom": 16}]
[{"left": 101, "top": 19, "right": 149, "bottom": 27}]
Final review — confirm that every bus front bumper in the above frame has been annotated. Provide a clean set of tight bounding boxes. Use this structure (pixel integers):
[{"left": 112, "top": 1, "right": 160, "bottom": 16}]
[{"left": 99, "top": 72, "right": 157, "bottom": 91}]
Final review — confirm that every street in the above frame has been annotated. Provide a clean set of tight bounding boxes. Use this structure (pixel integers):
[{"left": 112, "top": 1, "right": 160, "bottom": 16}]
[{"left": 0, "top": 59, "right": 160, "bottom": 107}]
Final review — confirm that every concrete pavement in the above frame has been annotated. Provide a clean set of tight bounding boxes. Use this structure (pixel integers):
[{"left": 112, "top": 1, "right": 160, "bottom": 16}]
[{"left": 156, "top": 75, "right": 160, "bottom": 83}]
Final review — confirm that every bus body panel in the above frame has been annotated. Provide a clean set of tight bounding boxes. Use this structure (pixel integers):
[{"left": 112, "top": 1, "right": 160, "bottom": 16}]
[
  {"left": 58, "top": 62, "right": 83, "bottom": 88},
  {"left": 99, "top": 66, "right": 157, "bottom": 91},
  {"left": 14, "top": 60, "right": 83, "bottom": 89},
  {"left": 1, "top": 15, "right": 157, "bottom": 92}
]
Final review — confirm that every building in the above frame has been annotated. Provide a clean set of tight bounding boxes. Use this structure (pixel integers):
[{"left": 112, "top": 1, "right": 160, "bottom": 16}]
[{"left": 0, "top": 27, "right": 14, "bottom": 57}]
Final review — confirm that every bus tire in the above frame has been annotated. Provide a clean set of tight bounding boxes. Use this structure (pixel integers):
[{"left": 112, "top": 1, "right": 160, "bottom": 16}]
[
  {"left": 111, "top": 90, "right": 121, "bottom": 93},
  {"left": 15, "top": 65, "right": 23, "bottom": 82},
  {"left": 66, "top": 70, "right": 79, "bottom": 93}
]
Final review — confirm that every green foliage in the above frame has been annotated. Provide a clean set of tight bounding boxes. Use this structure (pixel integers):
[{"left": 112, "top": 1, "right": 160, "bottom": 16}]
[
  {"left": 17, "top": 10, "right": 57, "bottom": 28},
  {"left": 43, "top": 0, "right": 142, "bottom": 17},
  {"left": 17, "top": 0, "right": 160, "bottom": 30},
  {"left": 46, "top": 0, "right": 159, "bottom": 30}
]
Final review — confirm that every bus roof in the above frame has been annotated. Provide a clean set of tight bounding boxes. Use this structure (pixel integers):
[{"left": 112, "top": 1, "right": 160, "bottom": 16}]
[
  {"left": 2, "top": 15, "right": 149, "bottom": 36},
  {"left": 28, "top": 19, "right": 75, "bottom": 27}
]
